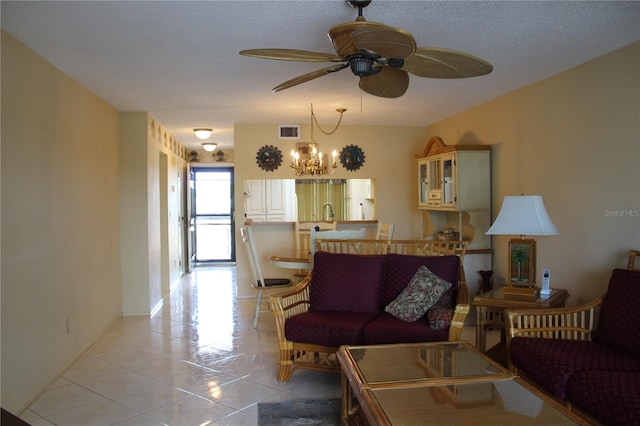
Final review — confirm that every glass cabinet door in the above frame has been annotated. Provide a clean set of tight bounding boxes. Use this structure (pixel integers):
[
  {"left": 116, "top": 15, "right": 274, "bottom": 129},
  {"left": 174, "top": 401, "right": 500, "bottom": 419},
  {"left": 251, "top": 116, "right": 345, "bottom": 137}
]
[
  {"left": 427, "top": 158, "right": 443, "bottom": 207},
  {"left": 418, "top": 159, "right": 429, "bottom": 207},
  {"left": 441, "top": 155, "right": 455, "bottom": 208},
  {"left": 417, "top": 154, "right": 455, "bottom": 209}
]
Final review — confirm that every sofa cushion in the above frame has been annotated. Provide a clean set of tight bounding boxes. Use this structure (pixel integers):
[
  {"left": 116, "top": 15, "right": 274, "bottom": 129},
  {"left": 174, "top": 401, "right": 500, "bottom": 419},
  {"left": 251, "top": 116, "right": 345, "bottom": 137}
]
[
  {"left": 382, "top": 254, "right": 459, "bottom": 309},
  {"left": 285, "top": 310, "right": 379, "bottom": 347},
  {"left": 567, "top": 370, "right": 640, "bottom": 426},
  {"left": 593, "top": 268, "right": 640, "bottom": 358},
  {"left": 427, "top": 308, "right": 453, "bottom": 331},
  {"left": 310, "top": 251, "right": 386, "bottom": 313},
  {"left": 511, "top": 337, "right": 640, "bottom": 399},
  {"left": 384, "top": 266, "right": 451, "bottom": 322},
  {"left": 363, "top": 312, "right": 449, "bottom": 344}
]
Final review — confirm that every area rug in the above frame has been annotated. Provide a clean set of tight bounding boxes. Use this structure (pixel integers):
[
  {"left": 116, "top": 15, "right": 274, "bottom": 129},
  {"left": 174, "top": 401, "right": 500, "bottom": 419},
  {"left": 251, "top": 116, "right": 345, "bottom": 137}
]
[{"left": 257, "top": 398, "right": 341, "bottom": 425}]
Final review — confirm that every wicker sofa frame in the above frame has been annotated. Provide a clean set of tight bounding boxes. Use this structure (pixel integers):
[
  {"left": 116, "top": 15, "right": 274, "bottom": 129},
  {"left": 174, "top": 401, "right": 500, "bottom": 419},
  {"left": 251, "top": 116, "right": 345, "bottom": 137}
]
[
  {"left": 506, "top": 298, "right": 601, "bottom": 351},
  {"left": 269, "top": 239, "right": 470, "bottom": 382},
  {"left": 505, "top": 298, "right": 605, "bottom": 423},
  {"left": 505, "top": 267, "right": 640, "bottom": 425}
]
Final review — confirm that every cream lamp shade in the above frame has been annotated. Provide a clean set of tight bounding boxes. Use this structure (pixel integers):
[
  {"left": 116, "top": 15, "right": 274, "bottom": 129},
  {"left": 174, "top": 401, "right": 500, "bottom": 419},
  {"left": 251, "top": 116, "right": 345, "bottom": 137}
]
[
  {"left": 486, "top": 195, "right": 558, "bottom": 237},
  {"left": 487, "top": 195, "right": 558, "bottom": 290}
]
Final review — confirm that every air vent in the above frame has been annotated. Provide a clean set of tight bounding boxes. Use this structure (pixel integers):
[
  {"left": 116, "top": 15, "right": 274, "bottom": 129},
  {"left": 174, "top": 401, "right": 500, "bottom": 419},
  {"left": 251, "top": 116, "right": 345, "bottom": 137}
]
[{"left": 278, "top": 125, "right": 300, "bottom": 139}]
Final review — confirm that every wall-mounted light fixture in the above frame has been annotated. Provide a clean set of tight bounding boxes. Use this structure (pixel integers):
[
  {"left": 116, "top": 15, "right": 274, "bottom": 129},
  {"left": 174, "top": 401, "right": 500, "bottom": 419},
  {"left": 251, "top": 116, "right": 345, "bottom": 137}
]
[
  {"left": 193, "top": 128, "right": 213, "bottom": 139},
  {"left": 202, "top": 143, "right": 217, "bottom": 152}
]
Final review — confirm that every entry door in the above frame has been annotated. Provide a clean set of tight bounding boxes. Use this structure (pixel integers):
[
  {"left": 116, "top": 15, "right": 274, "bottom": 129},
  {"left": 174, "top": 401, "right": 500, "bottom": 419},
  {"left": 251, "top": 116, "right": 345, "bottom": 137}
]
[{"left": 191, "top": 167, "right": 235, "bottom": 263}]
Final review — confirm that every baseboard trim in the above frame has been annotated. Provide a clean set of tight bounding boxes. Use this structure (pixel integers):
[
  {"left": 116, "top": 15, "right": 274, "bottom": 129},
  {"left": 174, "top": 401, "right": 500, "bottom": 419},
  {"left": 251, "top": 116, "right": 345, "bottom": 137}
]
[{"left": 16, "top": 314, "right": 123, "bottom": 415}]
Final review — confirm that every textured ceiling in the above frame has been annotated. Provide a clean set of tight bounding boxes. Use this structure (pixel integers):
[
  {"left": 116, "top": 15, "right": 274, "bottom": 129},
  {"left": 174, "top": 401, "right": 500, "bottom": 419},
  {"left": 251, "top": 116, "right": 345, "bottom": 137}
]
[{"left": 2, "top": 1, "right": 639, "bottom": 150}]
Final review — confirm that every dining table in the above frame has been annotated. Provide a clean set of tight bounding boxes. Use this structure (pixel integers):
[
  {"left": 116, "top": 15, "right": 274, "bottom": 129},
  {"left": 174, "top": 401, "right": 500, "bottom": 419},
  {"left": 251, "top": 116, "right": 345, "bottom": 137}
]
[{"left": 267, "top": 249, "right": 312, "bottom": 270}]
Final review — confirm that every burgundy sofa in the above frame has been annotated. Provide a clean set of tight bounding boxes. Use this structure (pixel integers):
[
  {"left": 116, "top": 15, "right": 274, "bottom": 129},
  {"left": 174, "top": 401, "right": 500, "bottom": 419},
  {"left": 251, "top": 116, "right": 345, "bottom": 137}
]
[
  {"left": 506, "top": 268, "right": 640, "bottom": 425},
  {"left": 269, "top": 248, "right": 470, "bottom": 381}
]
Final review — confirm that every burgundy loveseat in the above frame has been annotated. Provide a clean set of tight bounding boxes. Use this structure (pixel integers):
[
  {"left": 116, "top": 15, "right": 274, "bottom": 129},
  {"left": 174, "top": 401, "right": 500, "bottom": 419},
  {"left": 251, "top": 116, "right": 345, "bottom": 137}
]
[
  {"left": 269, "top": 240, "right": 470, "bottom": 382},
  {"left": 506, "top": 268, "right": 640, "bottom": 425}
]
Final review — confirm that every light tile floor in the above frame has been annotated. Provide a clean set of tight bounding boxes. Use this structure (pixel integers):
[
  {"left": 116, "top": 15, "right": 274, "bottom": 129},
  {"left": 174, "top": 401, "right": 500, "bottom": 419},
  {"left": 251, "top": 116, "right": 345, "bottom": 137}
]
[{"left": 20, "top": 265, "right": 485, "bottom": 426}]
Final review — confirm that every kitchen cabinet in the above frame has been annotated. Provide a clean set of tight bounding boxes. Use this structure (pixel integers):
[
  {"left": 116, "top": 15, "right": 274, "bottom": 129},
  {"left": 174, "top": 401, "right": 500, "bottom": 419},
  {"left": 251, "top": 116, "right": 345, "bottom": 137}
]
[{"left": 244, "top": 179, "right": 295, "bottom": 221}]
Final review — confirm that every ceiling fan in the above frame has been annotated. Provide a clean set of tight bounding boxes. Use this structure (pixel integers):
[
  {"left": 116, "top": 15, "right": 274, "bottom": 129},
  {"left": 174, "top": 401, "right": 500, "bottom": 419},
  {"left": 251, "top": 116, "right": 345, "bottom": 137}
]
[{"left": 240, "top": 0, "right": 493, "bottom": 98}]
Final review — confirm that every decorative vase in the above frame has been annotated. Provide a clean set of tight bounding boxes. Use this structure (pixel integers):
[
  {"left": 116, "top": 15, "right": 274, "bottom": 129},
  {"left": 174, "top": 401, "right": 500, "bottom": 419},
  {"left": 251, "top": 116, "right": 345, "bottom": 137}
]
[{"left": 478, "top": 270, "right": 494, "bottom": 294}]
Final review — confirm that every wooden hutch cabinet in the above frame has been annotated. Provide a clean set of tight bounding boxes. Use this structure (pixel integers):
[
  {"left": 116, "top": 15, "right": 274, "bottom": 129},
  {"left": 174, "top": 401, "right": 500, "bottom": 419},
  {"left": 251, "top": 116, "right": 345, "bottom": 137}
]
[{"left": 417, "top": 137, "right": 491, "bottom": 253}]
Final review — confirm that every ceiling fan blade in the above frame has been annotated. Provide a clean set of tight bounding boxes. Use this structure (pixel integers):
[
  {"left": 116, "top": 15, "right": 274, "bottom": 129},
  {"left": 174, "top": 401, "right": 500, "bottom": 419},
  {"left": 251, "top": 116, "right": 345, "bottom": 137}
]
[
  {"left": 329, "top": 21, "right": 416, "bottom": 59},
  {"left": 359, "top": 67, "right": 409, "bottom": 98},
  {"left": 351, "top": 25, "right": 416, "bottom": 59},
  {"left": 402, "top": 47, "right": 493, "bottom": 78},
  {"left": 329, "top": 21, "right": 377, "bottom": 57},
  {"left": 240, "top": 49, "right": 342, "bottom": 62},
  {"left": 273, "top": 64, "right": 349, "bottom": 92}
]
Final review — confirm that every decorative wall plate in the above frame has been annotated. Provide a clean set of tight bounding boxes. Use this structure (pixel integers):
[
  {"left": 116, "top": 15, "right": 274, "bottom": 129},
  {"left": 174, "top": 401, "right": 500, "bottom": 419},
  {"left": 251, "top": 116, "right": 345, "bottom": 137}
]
[
  {"left": 255, "top": 145, "right": 283, "bottom": 172},
  {"left": 339, "top": 145, "right": 365, "bottom": 171}
]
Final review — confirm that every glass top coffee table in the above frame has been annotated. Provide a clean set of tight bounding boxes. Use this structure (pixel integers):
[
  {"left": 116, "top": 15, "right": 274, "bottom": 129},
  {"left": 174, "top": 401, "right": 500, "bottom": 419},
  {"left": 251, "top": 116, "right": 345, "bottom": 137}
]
[{"left": 337, "top": 341, "right": 588, "bottom": 425}]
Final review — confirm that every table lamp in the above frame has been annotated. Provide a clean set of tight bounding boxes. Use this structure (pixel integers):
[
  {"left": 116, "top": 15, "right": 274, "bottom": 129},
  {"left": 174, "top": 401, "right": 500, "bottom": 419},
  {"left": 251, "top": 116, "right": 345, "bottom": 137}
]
[{"left": 486, "top": 195, "right": 559, "bottom": 295}]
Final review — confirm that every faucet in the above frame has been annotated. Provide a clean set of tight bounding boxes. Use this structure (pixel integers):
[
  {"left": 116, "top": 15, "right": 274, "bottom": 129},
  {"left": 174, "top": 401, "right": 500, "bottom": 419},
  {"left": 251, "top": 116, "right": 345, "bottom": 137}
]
[{"left": 322, "top": 203, "right": 335, "bottom": 221}]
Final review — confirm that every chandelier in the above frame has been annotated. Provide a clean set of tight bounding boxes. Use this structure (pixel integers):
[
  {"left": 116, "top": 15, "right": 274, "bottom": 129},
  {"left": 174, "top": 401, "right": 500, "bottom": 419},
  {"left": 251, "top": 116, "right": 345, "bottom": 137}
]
[{"left": 290, "top": 104, "right": 346, "bottom": 176}]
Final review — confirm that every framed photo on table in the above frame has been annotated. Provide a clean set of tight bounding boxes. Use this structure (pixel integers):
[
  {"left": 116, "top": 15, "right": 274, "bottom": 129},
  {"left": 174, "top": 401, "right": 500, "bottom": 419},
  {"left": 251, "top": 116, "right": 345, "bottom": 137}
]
[{"left": 508, "top": 239, "right": 536, "bottom": 286}]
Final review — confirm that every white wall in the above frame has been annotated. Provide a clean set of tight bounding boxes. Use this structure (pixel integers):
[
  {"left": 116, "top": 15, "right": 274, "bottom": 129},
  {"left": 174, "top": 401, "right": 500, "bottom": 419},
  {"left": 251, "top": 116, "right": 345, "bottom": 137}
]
[{"left": 1, "top": 31, "right": 122, "bottom": 412}]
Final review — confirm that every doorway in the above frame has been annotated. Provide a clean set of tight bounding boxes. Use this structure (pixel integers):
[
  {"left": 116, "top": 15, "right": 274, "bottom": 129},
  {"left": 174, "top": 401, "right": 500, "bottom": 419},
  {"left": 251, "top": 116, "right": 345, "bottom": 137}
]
[{"left": 189, "top": 167, "right": 235, "bottom": 265}]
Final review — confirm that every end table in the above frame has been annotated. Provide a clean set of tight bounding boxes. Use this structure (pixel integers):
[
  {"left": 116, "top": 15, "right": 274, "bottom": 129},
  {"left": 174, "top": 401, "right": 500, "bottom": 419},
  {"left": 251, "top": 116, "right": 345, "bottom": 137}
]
[{"left": 472, "top": 287, "right": 570, "bottom": 363}]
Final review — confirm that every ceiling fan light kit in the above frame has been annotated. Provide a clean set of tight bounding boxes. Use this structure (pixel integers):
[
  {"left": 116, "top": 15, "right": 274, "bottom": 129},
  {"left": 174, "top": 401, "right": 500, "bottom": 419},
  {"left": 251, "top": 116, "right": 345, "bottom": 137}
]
[{"left": 239, "top": 0, "right": 492, "bottom": 98}]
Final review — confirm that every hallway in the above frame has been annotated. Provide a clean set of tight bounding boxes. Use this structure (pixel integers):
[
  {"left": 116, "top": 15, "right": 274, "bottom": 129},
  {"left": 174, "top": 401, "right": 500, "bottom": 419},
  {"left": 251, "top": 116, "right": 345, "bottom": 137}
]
[{"left": 21, "top": 266, "right": 341, "bottom": 425}]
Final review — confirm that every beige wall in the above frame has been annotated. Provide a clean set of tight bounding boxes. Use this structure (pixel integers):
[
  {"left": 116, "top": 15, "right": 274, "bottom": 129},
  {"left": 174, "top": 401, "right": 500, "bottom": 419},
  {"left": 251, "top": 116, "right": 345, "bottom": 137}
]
[
  {"left": 1, "top": 32, "right": 188, "bottom": 413},
  {"left": 426, "top": 42, "right": 640, "bottom": 304},
  {"left": 1, "top": 31, "right": 122, "bottom": 411},
  {"left": 233, "top": 123, "right": 429, "bottom": 298},
  {"left": 1, "top": 25, "right": 637, "bottom": 414},
  {"left": 120, "top": 113, "right": 152, "bottom": 314},
  {"left": 120, "top": 113, "right": 188, "bottom": 316},
  {"left": 233, "top": 43, "right": 639, "bottom": 304}
]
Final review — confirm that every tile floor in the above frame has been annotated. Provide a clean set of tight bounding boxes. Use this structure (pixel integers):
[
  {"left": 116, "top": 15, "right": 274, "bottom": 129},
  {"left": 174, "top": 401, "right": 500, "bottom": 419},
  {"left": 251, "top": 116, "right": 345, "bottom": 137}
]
[{"left": 20, "top": 265, "right": 484, "bottom": 426}]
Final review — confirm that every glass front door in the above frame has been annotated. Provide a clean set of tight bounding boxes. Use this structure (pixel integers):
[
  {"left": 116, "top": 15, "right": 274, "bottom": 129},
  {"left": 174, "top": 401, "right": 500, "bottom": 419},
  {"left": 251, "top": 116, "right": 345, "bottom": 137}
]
[{"left": 192, "top": 167, "right": 235, "bottom": 263}]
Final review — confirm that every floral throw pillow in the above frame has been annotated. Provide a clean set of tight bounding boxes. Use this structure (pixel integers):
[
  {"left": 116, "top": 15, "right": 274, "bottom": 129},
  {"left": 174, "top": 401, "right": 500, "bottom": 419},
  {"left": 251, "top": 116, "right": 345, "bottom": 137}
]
[{"left": 384, "top": 266, "right": 452, "bottom": 322}]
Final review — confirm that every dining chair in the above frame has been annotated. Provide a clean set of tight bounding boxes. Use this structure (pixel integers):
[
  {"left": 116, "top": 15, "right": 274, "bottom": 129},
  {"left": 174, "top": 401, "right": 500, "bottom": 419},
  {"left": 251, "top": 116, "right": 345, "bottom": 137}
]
[
  {"left": 294, "top": 221, "right": 337, "bottom": 254},
  {"left": 240, "top": 226, "right": 292, "bottom": 328},
  {"left": 310, "top": 228, "right": 366, "bottom": 257},
  {"left": 292, "top": 222, "right": 337, "bottom": 281},
  {"left": 376, "top": 223, "right": 394, "bottom": 241}
]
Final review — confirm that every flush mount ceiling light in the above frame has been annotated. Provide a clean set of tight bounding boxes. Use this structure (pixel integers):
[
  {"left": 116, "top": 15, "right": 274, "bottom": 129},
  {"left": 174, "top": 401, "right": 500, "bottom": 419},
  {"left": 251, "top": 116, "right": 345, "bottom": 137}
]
[
  {"left": 202, "top": 143, "right": 217, "bottom": 152},
  {"left": 193, "top": 128, "right": 213, "bottom": 139}
]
